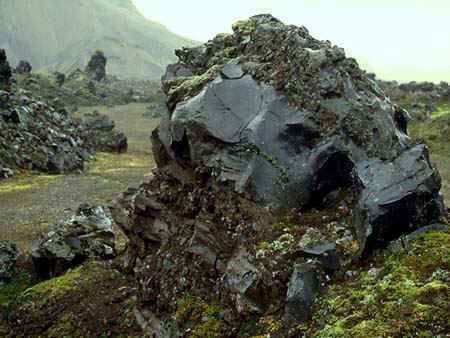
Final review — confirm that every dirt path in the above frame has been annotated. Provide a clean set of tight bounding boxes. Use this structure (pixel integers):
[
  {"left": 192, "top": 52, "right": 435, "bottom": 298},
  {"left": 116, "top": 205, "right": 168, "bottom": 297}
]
[{"left": 0, "top": 103, "right": 159, "bottom": 250}]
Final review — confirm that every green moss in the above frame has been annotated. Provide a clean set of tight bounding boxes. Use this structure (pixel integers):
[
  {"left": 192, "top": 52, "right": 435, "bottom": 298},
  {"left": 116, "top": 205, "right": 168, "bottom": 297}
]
[
  {"left": 0, "top": 271, "right": 35, "bottom": 308},
  {"left": 26, "top": 265, "right": 82, "bottom": 298},
  {"left": 308, "top": 230, "right": 450, "bottom": 337},
  {"left": 175, "top": 294, "right": 226, "bottom": 338},
  {"left": 167, "top": 65, "right": 222, "bottom": 106},
  {"left": 232, "top": 19, "right": 257, "bottom": 36},
  {"left": 8, "top": 261, "right": 141, "bottom": 337}
]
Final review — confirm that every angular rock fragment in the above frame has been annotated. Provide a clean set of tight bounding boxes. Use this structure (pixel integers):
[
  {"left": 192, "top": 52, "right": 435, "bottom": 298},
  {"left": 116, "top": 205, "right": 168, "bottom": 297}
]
[
  {"left": 32, "top": 204, "right": 116, "bottom": 278},
  {"left": 284, "top": 262, "right": 320, "bottom": 324}
]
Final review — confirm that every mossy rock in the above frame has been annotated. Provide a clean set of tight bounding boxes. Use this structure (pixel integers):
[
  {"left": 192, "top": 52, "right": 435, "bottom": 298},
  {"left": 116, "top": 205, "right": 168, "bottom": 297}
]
[{"left": 6, "top": 261, "right": 141, "bottom": 337}]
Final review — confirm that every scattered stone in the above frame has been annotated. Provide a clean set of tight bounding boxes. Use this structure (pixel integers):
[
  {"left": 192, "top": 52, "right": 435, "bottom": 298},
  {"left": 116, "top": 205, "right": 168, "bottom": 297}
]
[
  {"left": 31, "top": 204, "right": 116, "bottom": 278},
  {"left": 284, "top": 262, "right": 320, "bottom": 325},
  {"left": 0, "top": 241, "right": 21, "bottom": 284}
]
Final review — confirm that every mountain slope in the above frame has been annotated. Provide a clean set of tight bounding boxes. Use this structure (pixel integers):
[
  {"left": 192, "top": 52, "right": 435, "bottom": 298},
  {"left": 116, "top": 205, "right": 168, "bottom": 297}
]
[{"left": 0, "top": 0, "right": 196, "bottom": 79}]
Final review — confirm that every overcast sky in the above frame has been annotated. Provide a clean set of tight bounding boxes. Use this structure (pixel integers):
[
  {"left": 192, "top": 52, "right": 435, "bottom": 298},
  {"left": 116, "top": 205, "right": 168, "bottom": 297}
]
[{"left": 133, "top": 0, "right": 450, "bottom": 82}]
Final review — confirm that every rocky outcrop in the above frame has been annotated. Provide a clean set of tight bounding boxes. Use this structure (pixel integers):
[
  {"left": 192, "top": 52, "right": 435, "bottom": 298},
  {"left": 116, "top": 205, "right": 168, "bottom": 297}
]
[
  {"left": 85, "top": 50, "right": 107, "bottom": 82},
  {"left": 16, "top": 60, "right": 32, "bottom": 74},
  {"left": 0, "top": 49, "right": 12, "bottom": 90},
  {"left": 31, "top": 204, "right": 116, "bottom": 278},
  {"left": 113, "top": 15, "right": 446, "bottom": 335}
]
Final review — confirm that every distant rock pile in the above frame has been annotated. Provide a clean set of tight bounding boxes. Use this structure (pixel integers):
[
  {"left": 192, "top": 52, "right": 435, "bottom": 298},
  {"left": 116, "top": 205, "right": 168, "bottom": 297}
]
[
  {"left": 113, "top": 15, "right": 446, "bottom": 336},
  {"left": 13, "top": 50, "right": 159, "bottom": 108},
  {"left": 375, "top": 77, "right": 450, "bottom": 120},
  {"left": 0, "top": 84, "right": 128, "bottom": 177},
  {"left": 0, "top": 49, "right": 12, "bottom": 90},
  {"left": 85, "top": 50, "right": 107, "bottom": 82},
  {"left": 16, "top": 60, "right": 32, "bottom": 75},
  {"left": 0, "top": 88, "right": 89, "bottom": 175}
]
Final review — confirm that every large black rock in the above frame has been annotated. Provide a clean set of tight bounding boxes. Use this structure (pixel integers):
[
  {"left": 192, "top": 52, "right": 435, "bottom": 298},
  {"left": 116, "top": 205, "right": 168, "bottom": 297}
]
[
  {"left": 113, "top": 15, "right": 447, "bottom": 335},
  {"left": 156, "top": 14, "right": 445, "bottom": 250}
]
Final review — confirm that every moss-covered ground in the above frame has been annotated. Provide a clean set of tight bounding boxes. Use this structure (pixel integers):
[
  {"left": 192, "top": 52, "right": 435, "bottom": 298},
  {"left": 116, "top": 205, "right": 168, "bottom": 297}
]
[
  {"left": 409, "top": 101, "right": 450, "bottom": 203},
  {"left": 0, "top": 103, "right": 158, "bottom": 251},
  {"left": 4, "top": 261, "right": 141, "bottom": 337},
  {"left": 305, "top": 229, "right": 450, "bottom": 337}
]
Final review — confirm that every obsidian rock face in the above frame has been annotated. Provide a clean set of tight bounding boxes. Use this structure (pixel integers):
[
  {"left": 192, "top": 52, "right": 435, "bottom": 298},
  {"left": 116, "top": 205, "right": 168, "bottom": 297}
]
[{"left": 156, "top": 14, "right": 445, "bottom": 242}]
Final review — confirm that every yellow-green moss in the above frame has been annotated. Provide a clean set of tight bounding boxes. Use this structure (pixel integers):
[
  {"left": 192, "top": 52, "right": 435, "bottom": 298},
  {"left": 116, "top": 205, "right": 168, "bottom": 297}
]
[
  {"left": 308, "top": 230, "right": 450, "bottom": 337},
  {"left": 175, "top": 294, "right": 226, "bottom": 338},
  {"left": 8, "top": 261, "right": 141, "bottom": 337},
  {"left": 167, "top": 65, "right": 222, "bottom": 106},
  {"left": 0, "top": 174, "right": 59, "bottom": 193}
]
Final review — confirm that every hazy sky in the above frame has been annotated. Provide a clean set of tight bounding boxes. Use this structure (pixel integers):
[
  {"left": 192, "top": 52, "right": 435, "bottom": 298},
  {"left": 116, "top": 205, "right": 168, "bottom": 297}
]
[{"left": 133, "top": 0, "right": 450, "bottom": 82}]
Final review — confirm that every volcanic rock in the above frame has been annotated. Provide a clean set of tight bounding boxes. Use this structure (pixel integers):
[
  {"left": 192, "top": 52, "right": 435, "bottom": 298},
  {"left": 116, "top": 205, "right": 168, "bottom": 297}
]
[
  {"left": 16, "top": 60, "right": 32, "bottom": 74},
  {"left": 82, "top": 111, "right": 128, "bottom": 153},
  {"left": 31, "top": 204, "right": 116, "bottom": 278},
  {"left": 113, "top": 15, "right": 446, "bottom": 334},
  {"left": 0, "top": 49, "right": 12, "bottom": 90},
  {"left": 85, "top": 50, "right": 107, "bottom": 82}
]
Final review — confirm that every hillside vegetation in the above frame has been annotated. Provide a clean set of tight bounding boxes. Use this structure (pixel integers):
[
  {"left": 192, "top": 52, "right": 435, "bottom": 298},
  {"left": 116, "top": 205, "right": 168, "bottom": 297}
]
[{"left": 0, "top": 0, "right": 196, "bottom": 79}]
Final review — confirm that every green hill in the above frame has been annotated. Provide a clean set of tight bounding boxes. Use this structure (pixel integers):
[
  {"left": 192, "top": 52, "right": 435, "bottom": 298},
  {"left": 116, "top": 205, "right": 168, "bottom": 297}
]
[{"left": 0, "top": 0, "right": 196, "bottom": 79}]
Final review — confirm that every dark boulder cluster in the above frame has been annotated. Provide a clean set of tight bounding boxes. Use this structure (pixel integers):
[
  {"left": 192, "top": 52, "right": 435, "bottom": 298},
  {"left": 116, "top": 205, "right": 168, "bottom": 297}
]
[
  {"left": 85, "top": 50, "right": 107, "bottom": 82},
  {"left": 0, "top": 49, "right": 12, "bottom": 90},
  {"left": 0, "top": 88, "right": 90, "bottom": 175},
  {"left": 31, "top": 204, "right": 116, "bottom": 278},
  {"left": 113, "top": 15, "right": 446, "bottom": 336},
  {"left": 375, "top": 77, "right": 450, "bottom": 120},
  {"left": 0, "top": 87, "right": 128, "bottom": 177}
]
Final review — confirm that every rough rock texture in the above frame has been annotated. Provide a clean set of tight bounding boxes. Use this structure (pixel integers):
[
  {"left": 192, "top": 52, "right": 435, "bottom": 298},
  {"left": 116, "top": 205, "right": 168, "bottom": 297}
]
[
  {"left": 0, "top": 49, "right": 12, "bottom": 90},
  {"left": 0, "top": 241, "right": 21, "bottom": 284},
  {"left": 82, "top": 111, "right": 128, "bottom": 153},
  {"left": 0, "top": 88, "right": 90, "bottom": 174},
  {"left": 31, "top": 204, "right": 116, "bottom": 278},
  {"left": 16, "top": 60, "right": 32, "bottom": 74},
  {"left": 113, "top": 15, "right": 447, "bottom": 335},
  {"left": 0, "top": 87, "right": 128, "bottom": 174},
  {"left": 85, "top": 50, "right": 107, "bottom": 82}
]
